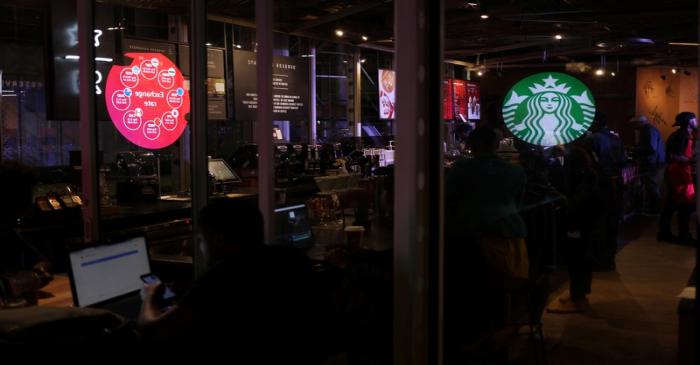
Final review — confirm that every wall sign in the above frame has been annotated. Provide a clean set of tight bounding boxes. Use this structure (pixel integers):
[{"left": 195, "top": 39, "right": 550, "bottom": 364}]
[
  {"left": 467, "top": 82, "right": 480, "bottom": 120},
  {"left": 443, "top": 79, "right": 453, "bottom": 120},
  {"left": 378, "top": 69, "right": 396, "bottom": 119},
  {"left": 232, "top": 50, "right": 309, "bottom": 121},
  {"left": 48, "top": 0, "right": 115, "bottom": 120},
  {"left": 503, "top": 72, "right": 595, "bottom": 146},
  {"left": 453, "top": 80, "right": 467, "bottom": 121},
  {"left": 105, "top": 53, "right": 190, "bottom": 149}
]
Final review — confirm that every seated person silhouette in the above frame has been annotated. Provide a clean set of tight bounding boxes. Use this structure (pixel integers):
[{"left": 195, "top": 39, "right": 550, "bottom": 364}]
[{"left": 139, "top": 199, "right": 322, "bottom": 361}]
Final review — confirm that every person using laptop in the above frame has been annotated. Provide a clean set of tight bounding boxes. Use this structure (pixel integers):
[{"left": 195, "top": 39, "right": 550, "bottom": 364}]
[{"left": 138, "top": 199, "right": 325, "bottom": 361}]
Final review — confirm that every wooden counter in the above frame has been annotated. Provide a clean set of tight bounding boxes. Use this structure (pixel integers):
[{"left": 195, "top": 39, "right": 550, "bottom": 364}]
[{"left": 38, "top": 275, "right": 73, "bottom": 308}]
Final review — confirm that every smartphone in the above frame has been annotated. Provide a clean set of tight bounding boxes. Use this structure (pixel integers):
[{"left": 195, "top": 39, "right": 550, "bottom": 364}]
[{"left": 140, "top": 273, "right": 177, "bottom": 302}]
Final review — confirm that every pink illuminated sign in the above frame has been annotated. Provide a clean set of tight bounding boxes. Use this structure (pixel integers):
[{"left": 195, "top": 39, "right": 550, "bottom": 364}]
[{"left": 105, "top": 53, "right": 190, "bottom": 149}]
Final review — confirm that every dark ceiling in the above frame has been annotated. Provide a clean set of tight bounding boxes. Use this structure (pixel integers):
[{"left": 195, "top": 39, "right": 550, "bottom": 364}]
[
  {"left": 201, "top": 0, "right": 698, "bottom": 69},
  {"left": 33, "top": 0, "right": 700, "bottom": 69}
]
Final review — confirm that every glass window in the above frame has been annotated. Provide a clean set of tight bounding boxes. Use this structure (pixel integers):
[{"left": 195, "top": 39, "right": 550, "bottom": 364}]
[
  {"left": 91, "top": 0, "right": 194, "bottom": 280},
  {"left": 0, "top": 1, "right": 82, "bottom": 274}
]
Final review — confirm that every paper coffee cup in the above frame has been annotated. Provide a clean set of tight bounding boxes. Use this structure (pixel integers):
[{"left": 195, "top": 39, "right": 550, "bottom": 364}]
[{"left": 344, "top": 226, "right": 365, "bottom": 248}]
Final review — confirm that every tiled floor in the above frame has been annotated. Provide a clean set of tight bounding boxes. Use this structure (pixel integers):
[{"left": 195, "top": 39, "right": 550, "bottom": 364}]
[{"left": 541, "top": 216, "right": 696, "bottom": 365}]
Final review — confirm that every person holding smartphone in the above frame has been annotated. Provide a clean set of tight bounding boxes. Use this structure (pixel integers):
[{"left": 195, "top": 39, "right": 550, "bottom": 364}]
[
  {"left": 139, "top": 273, "right": 176, "bottom": 308},
  {"left": 138, "top": 199, "right": 323, "bottom": 361}
]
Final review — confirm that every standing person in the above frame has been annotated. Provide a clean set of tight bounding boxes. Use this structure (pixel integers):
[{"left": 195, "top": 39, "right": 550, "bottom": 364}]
[
  {"left": 445, "top": 126, "right": 529, "bottom": 348},
  {"left": 631, "top": 115, "right": 665, "bottom": 215},
  {"left": 658, "top": 112, "right": 697, "bottom": 244},
  {"left": 547, "top": 144, "right": 601, "bottom": 313},
  {"left": 585, "top": 112, "right": 626, "bottom": 270}
]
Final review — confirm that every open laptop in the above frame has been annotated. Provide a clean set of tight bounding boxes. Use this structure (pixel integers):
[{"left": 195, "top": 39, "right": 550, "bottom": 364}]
[
  {"left": 68, "top": 236, "right": 151, "bottom": 319},
  {"left": 272, "top": 204, "right": 314, "bottom": 249}
]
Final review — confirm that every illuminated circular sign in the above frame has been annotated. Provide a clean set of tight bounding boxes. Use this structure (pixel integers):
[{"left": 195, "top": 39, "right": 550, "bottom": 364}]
[
  {"left": 502, "top": 72, "right": 595, "bottom": 146},
  {"left": 105, "top": 53, "right": 190, "bottom": 149}
]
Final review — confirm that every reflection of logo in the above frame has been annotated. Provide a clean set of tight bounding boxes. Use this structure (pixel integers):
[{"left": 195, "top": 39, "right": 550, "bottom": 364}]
[{"left": 503, "top": 73, "right": 595, "bottom": 146}]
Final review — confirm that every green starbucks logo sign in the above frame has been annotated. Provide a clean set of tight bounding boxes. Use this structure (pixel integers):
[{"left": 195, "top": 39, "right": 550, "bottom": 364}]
[{"left": 503, "top": 72, "right": 595, "bottom": 146}]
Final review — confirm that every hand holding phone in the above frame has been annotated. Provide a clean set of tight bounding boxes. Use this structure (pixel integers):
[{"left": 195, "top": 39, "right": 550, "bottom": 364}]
[{"left": 140, "top": 273, "right": 177, "bottom": 305}]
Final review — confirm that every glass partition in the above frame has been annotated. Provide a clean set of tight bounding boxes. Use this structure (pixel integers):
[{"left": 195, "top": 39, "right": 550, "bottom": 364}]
[
  {"left": 89, "top": 0, "right": 194, "bottom": 281},
  {"left": 1, "top": 0, "right": 83, "bottom": 274}
]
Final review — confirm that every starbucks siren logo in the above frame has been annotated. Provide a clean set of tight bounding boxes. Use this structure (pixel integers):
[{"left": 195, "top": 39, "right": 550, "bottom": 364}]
[{"left": 503, "top": 72, "right": 595, "bottom": 146}]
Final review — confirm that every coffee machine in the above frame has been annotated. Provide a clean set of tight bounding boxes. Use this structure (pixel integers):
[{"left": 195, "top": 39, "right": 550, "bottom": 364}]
[{"left": 114, "top": 151, "right": 160, "bottom": 203}]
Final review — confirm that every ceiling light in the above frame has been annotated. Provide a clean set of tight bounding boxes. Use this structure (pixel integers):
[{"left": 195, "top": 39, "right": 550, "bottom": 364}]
[
  {"left": 554, "top": 34, "right": 563, "bottom": 40},
  {"left": 668, "top": 42, "right": 699, "bottom": 46},
  {"left": 480, "top": 14, "right": 489, "bottom": 19},
  {"left": 236, "top": 44, "right": 242, "bottom": 49},
  {"left": 466, "top": 2, "right": 479, "bottom": 7},
  {"left": 611, "top": 72, "right": 616, "bottom": 77},
  {"left": 671, "top": 68, "right": 678, "bottom": 74},
  {"left": 477, "top": 71, "right": 483, "bottom": 76},
  {"left": 627, "top": 37, "right": 654, "bottom": 45},
  {"left": 361, "top": 35, "right": 368, "bottom": 41},
  {"left": 335, "top": 29, "right": 344, "bottom": 37},
  {"left": 360, "top": 59, "right": 366, "bottom": 63},
  {"left": 595, "top": 69, "right": 605, "bottom": 76}
]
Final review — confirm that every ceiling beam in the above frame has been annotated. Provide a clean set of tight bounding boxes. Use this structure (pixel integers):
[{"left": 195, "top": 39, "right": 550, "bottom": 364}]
[
  {"left": 207, "top": 13, "right": 396, "bottom": 53},
  {"left": 292, "top": 1, "right": 390, "bottom": 32},
  {"left": 445, "top": 40, "right": 554, "bottom": 57}
]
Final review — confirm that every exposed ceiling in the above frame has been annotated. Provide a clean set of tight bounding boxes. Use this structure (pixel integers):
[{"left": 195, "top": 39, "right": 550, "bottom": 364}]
[
  {"left": 208, "top": 0, "right": 697, "bottom": 70},
  {"left": 11, "top": 0, "right": 698, "bottom": 69}
]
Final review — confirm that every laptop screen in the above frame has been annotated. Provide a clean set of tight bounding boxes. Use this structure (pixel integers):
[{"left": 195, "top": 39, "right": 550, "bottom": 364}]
[
  {"left": 69, "top": 236, "right": 151, "bottom": 307},
  {"left": 272, "top": 204, "right": 313, "bottom": 248}
]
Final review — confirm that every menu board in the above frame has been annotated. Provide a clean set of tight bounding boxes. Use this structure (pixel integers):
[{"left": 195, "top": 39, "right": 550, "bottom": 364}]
[
  {"left": 232, "top": 50, "right": 309, "bottom": 120},
  {"left": 378, "top": 69, "right": 396, "bottom": 119},
  {"left": 467, "top": 82, "right": 480, "bottom": 120},
  {"left": 453, "top": 80, "right": 468, "bottom": 121},
  {"left": 443, "top": 79, "right": 454, "bottom": 120},
  {"left": 105, "top": 53, "right": 190, "bottom": 149}
]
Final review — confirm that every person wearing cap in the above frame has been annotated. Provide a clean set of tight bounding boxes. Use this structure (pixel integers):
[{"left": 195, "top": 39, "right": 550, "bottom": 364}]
[
  {"left": 631, "top": 115, "right": 665, "bottom": 215},
  {"left": 658, "top": 112, "right": 697, "bottom": 244}
]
